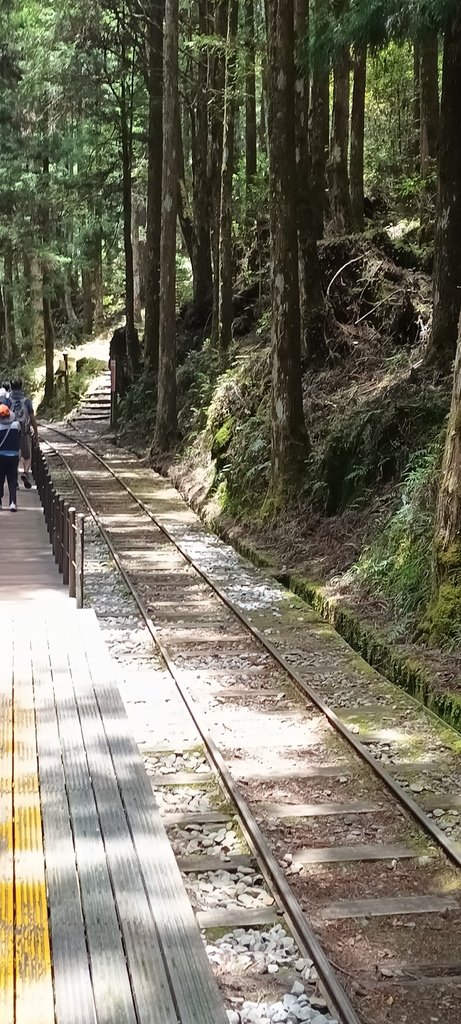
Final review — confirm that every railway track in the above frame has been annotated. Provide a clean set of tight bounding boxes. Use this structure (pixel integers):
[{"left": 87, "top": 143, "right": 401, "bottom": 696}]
[{"left": 39, "top": 421, "right": 461, "bottom": 1024}]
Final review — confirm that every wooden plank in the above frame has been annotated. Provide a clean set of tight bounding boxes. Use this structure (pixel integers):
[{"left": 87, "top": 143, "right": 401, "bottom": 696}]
[
  {"left": 177, "top": 853, "right": 254, "bottom": 873},
  {"left": 258, "top": 800, "right": 382, "bottom": 820},
  {"left": 47, "top": 623, "right": 138, "bottom": 1024},
  {"left": 78, "top": 610, "right": 228, "bottom": 1024},
  {"left": 320, "top": 894, "right": 460, "bottom": 921},
  {"left": 163, "top": 811, "right": 232, "bottom": 826},
  {"left": 228, "top": 761, "right": 354, "bottom": 780},
  {"left": 292, "top": 843, "right": 418, "bottom": 866},
  {"left": 421, "top": 794, "right": 461, "bottom": 811},
  {"left": 196, "top": 907, "right": 280, "bottom": 929},
  {"left": 388, "top": 762, "right": 453, "bottom": 775},
  {"left": 151, "top": 771, "right": 216, "bottom": 786},
  {"left": 0, "top": 615, "right": 14, "bottom": 1024},
  {"left": 62, "top": 616, "right": 179, "bottom": 1024},
  {"left": 13, "top": 622, "right": 54, "bottom": 1024},
  {"left": 32, "top": 620, "right": 97, "bottom": 1024}
]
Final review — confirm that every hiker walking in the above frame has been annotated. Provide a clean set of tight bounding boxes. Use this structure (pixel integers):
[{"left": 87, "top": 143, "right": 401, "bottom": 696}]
[
  {"left": 9, "top": 378, "right": 39, "bottom": 489},
  {"left": 0, "top": 400, "right": 20, "bottom": 511}
]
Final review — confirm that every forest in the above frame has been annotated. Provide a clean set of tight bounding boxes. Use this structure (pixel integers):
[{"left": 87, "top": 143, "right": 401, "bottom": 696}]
[{"left": 1, "top": 0, "right": 461, "bottom": 671}]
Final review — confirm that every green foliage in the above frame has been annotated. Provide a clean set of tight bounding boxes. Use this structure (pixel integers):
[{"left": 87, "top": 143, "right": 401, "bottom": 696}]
[
  {"left": 118, "top": 368, "right": 158, "bottom": 432},
  {"left": 215, "top": 415, "right": 271, "bottom": 516},
  {"left": 38, "top": 357, "right": 106, "bottom": 418},
  {"left": 311, "top": 380, "right": 447, "bottom": 516},
  {"left": 176, "top": 340, "right": 222, "bottom": 435},
  {"left": 353, "top": 442, "right": 442, "bottom": 632}
]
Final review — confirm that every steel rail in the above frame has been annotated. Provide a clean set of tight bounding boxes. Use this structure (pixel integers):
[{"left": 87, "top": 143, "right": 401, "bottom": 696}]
[
  {"left": 42, "top": 425, "right": 461, "bottom": 876},
  {"left": 41, "top": 429, "right": 362, "bottom": 1024}
]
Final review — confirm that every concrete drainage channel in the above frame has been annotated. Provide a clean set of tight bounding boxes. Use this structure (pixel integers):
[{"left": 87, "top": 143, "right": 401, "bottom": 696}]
[{"left": 39, "top": 447, "right": 347, "bottom": 1024}]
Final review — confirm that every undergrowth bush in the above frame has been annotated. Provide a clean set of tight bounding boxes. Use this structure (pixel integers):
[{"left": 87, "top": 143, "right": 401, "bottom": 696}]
[
  {"left": 352, "top": 441, "right": 443, "bottom": 635},
  {"left": 38, "top": 358, "right": 106, "bottom": 419},
  {"left": 118, "top": 369, "right": 157, "bottom": 433},
  {"left": 311, "top": 379, "right": 447, "bottom": 515}
]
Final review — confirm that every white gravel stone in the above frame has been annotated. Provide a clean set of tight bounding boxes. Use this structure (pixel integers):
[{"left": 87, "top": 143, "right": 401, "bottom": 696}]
[{"left": 291, "top": 981, "right": 304, "bottom": 996}]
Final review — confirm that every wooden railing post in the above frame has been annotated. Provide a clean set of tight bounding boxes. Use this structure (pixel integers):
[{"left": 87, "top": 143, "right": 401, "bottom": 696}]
[
  {"left": 63, "top": 501, "right": 70, "bottom": 585},
  {"left": 68, "top": 507, "right": 76, "bottom": 598},
  {"left": 75, "top": 513, "right": 85, "bottom": 609}
]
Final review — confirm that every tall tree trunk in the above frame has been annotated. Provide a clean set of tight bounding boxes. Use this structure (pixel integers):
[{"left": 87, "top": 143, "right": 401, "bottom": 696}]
[
  {"left": 43, "top": 270, "right": 54, "bottom": 405},
  {"left": 259, "top": 60, "right": 267, "bottom": 155},
  {"left": 413, "top": 40, "right": 421, "bottom": 170},
  {"left": 350, "top": 44, "right": 366, "bottom": 231},
  {"left": 191, "top": 0, "right": 213, "bottom": 313},
  {"left": 422, "top": 314, "right": 461, "bottom": 643},
  {"left": 82, "top": 267, "right": 94, "bottom": 334},
  {"left": 177, "top": 112, "right": 197, "bottom": 270},
  {"left": 419, "top": 34, "right": 439, "bottom": 240},
  {"left": 4, "top": 243, "right": 16, "bottom": 360},
  {"left": 218, "top": 0, "right": 239, "bottom": 359},
  {"left": 121, "top": 72, "right": 139, "bottom": 379},
  {"left": 267, "top": 0, "right": 309, "bottom": 499},
  {"left": 425, "top": 12, "right": 461, "bottom": 372},
  {"left": 64, "top": 278, "right": 78, "bottom": 328},
  {"left": 310, "top": 0, "right": 329, "bottom": 238},
  {"left": 294, "top": 0, "right": 325, "bottom": 362},
  {"left": 245, "top": 0, "right": 257, "bottom": 194},
  {"left": 132, "top": 201, "right": 142, "bottom": 323},
  {"left": 0, "top": 283, "right": 6, "bottom": 364},
  {"left": 210, "top": 0, "right": 228, "bottom": 345},
  {"left": 329, "top": 1, "right": 352, "bottom": 234},
  {"left": 92, "top": 225, "right": 104, "bottom": 331},
  {"left": 155, "top": 0, "right": 178, "bottom": 450},
  {"left": 144, "top": 0, "right": 164, "bottom": 373},
  {"left": 29, "top": 257, "right": 44, "bottom": 348}
]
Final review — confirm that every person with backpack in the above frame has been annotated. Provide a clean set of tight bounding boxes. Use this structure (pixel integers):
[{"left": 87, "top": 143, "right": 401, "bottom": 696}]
[
  {"left": 0, "top": 402, "right": 20, "bottom": 510},
  {"left": 9, "top": 378, "right": 39, "bottom": 489}
]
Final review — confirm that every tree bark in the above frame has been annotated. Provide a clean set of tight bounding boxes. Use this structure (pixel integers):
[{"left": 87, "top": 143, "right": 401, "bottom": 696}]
[
  {"left": 423, "top": 314, "right": 461, "bottom": 643},
  {"left": 4, "top": 243, "right": 16, "bottom": 360},
  {"left": 294, "top": 0, "right": 325, "bottom": 362},
  {"left": 121, "top": 71, "right": 139, "bottom": 379},
  {"left": 64, "top": 279, "right": 78, "bottom": 328},
  {"left": 191, "top": 0, "right": 213, "bottom": 312},
  {"left": 0, "top": 283, "right": 6, "bottom": 364},
  {"left": 132, "top": 200, "right": 142, "bottom": 323},
  {"left": 267, "top": 0, "right": 309, "bottom": 498},
  {"left": 350, "top": 44, "right": 366, "bottom": 232},
  {"left": 425, "top": 12, "right": 461, "bottom": 372},
  {"left": 412, "top": 40, "right": 421, "bottom": 169},
  {"left": 310, "top": 0, "right": 329, "bottom": 238},
  {"left": 245, "top": 0, "right": 257, "bottom": 193},
  {"left": 144, "top": 0, "right": 164, "bottom": 374},
  {"left": 43, "top": 270, "right": 54, "bottom": 405},
  {"left": 155, "top": 0, "right": 178, "bottom": 450},
  {"left": 218, "top": 0, "right": 239, "bottom": 359},
  {"left": 210, "top": 0, "right": 228, "bottom": 345},
  {"left": 329, "top": 1, "right": 352, "bottom": 235},
  {"left": 419, "top": 33, "right": 439, "bottom": 239},
  {"left": 82, "top": 267, "right": 94, "bottom": 335},
  {"left": 259, "top": 60, "right": 268, "bottom": 156},
  {"left": 93, "top": 228, "right": 104, "bottom": 331}
]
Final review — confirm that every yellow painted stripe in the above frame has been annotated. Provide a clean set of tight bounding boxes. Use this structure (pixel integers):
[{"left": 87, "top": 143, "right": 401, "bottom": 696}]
[
  {"left": 13, "top": 627, "right": 54, "bottom": 1024},
  {"left": 0, "top": 620, "right": 14, "bottom": 1024}
]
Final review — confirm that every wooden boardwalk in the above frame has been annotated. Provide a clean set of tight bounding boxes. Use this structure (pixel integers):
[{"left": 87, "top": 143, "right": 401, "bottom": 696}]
[{"left": 0, "top": 486, "right": 227, "bottom": 1024}]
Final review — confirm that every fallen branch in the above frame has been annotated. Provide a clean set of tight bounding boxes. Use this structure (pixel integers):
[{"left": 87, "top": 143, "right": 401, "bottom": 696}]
[
  {"left": 326, "top": 254, "right": 367, "bottom": 297},
  {"left": 354, "top": 288, "right": 401, "bottom": 326}
]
